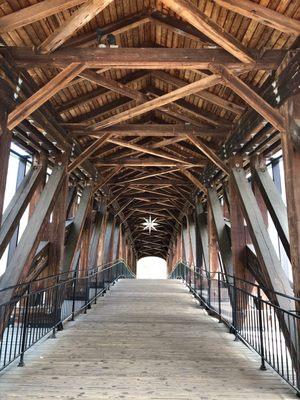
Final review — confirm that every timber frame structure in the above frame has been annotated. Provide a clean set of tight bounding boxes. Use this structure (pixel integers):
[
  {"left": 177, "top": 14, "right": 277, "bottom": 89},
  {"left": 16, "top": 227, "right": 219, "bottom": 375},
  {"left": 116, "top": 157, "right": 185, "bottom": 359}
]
[{"left": 0, "top": 0, "right": 299, "bottom": 327}]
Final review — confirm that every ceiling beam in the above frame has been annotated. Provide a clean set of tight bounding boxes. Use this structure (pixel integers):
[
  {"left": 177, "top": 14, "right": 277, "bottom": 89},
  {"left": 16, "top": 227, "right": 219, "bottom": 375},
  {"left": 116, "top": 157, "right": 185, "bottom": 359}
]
[
  {"left": 0, "top": 0, "right": 86, "bottom": 34},
  {"left": 73, "top": 124, "right": 228, "bottom": 138},
  {"left": 107, "top": 138, "right": 189, "bottom": 164},
  {"left": 212, "top": 64, "right": 285, "bottom": 132},
  {"left": 95, "top": 159, "right": 202, "bottom": 167},
  {"left": 186, "top": 134, "right": 229, "bottom": 175},
  {"left": 5, "top": 47, "right": 285, "bottom": 70},
  {"left": 88, "top": 74, "right": 222, "bottom": 131},
  {"left": 68, "top": 132, "right": 112, "bottom": 172},
  {"left": 152, "top": 70, "right": 244, "bottom": 115},
  {"left": 162, "top": 0, "right": 254, "bottom": 63},
  {"left": 180, "top": 168, "right": 207, "bottom": 194},
  {"left": 38, "top": 0, "right": 114, "bottom": 53},
  {"left": 7, "top": 63, "right": 85, "bottom": 131},
  {"left": 213, "top": 0, "right": 300, "bottom": 35},
  {"left": 63, "top": 10, "right": 151, "bottom": 48},
  {"left": 93, "top": 166, "right": 122, "bottom": 192}
]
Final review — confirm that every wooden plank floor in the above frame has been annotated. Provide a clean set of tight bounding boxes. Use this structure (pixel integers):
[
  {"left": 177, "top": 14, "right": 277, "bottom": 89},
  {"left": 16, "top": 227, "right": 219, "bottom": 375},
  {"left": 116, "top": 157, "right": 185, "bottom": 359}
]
[{"left": 0, "top": 280, "right": 295, "bottom": 399}]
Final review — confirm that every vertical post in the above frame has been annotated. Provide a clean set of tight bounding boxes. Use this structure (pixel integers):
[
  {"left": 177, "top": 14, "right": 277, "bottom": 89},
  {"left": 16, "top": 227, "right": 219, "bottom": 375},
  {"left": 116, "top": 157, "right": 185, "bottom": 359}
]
[
  {"left": 7, "top": 156, "right": 27, "bottom": 264},
  {"left": 0, "top": 78, "right": 14, "bottom": 228},
  {"left": 257, "top": 287, "right": 267, "bottom": 371},
  {"left": 18, "top": 285, "right": 30, "bottom": 367},
  {"left": 71, "top": 270, "right": 78, "bottom": 321},
  {"left": 233, "top": 276, "right": 238, "bottom": 340},
  {"left": 218, "top": 272, "right": 222, "bottom": 322},
  {"left": 95, "top": 270, "right": 98, "bottom": 304},
  {"left": 280, "top": 75, "right": 300, "bottom": 300},
  {"left": 208, "top": 271, "right": 211, "bottom": 307},
  {"left": 51, "top": 276, "right": 60, "bottom": 339},
  {"left": 207, "top": 201, "right": 219, "bottom": 275}
]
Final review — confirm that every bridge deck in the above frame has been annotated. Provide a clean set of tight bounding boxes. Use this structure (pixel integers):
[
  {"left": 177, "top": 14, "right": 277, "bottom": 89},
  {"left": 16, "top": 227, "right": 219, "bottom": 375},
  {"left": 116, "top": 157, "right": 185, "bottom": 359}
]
[{"left": 0, "top": 280, "right": 295, "bottom": 399}]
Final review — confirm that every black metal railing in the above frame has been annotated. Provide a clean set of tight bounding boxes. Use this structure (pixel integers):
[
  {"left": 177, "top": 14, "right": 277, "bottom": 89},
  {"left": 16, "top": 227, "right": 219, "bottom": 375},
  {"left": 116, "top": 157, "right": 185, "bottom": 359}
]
[
  {"left": 0, "top": 259, "right": 134, "bottom": 371},
  {"left": 169, "top": 261, "right": 300, "bottom": 395}
]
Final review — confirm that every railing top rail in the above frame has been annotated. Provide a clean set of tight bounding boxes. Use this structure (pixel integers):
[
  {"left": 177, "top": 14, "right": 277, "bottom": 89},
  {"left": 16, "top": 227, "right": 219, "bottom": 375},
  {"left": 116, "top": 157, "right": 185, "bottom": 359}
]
[
  {"left": 0, "top": 258, "right": 133, "bottom": 295},
  {"left": 169, "top": 261, "right": 300, "bottom": 306}
]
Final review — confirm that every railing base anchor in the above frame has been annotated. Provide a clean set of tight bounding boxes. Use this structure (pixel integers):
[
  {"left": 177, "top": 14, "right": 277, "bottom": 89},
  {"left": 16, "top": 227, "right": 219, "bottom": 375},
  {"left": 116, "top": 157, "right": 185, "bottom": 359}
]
[
  {"left": 57, "top": 322, "right": 64, "bottom": 331},
  {"left": 18, "top": 360, "right": 25, "bottom": 368},
  {"left": 296, "top": 391, "right": 300, "bottom": 398},
  {"left": 260, "top": 364, "right": 267, "bottom": 371}
]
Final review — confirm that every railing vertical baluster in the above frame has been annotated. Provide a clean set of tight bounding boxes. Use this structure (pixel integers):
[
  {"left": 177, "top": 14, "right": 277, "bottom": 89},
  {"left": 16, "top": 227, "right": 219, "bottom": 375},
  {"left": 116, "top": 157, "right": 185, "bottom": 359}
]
[
  {"left": 218, "top": 272, "right": 221, "bottom": 322},
  {"left": 71, "top": 270, "right": 78, "bottom": 321},
  {"left": 95, "top": 271, "right": 98, "bottom": 304},
  {"left": 233, "top": 277, "right": 238, "bottom": 340},
  {"left": 208, "top": 272, "right": 211, "bottom": 308},
  {"left": 257, "top": 287, "right": 267, "bottom": 371},
  {"left": 18, "top": 284, "right": 30, "bottom": 367}
]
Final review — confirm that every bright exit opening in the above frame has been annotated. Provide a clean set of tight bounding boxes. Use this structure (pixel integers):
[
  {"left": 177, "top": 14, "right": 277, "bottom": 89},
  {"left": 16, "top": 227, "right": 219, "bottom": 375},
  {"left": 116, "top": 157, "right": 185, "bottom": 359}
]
[{"left": 136, "top": 257, "right": 167, "bottom": 279}]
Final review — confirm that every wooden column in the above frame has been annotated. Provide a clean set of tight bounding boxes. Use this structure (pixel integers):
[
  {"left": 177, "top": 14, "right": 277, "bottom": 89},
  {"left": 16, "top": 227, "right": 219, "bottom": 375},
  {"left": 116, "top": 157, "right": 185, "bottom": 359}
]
[
  {"left": 0, "top": 78, "right": 13, "bottom": 226},
  {"left": 207, "top": 198, "right": 220, "bottom": 275},
  {"left": 229, "top": 156, "right": 248, "bottom": 280},
  {"left": 46, "top": 156, "right": 69, "bottom": 276},
  {"left": 281, "top": 88, "right": 300, "bottom": 298},
  {"left": 250, "top": 155, "right": 268, "bottom": 226},
  {"left": 195, "top": 202, "right": 209, "bottom": 271}
]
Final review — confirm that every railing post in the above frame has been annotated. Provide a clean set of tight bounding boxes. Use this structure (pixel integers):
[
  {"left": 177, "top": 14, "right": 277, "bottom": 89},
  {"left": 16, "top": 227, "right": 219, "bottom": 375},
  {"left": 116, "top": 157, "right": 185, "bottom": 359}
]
[
  {"left": 71, "top": 270, "right": 78, "bottom": 321},
  {"left": 200, "top": 269, "right": 203, "bottom": 299},
  {"left": 233, "top": 276, "right": 238, "bottom": 340},
  {"left": 208, "top": 272, "right": 211, "bottom": 307},
  {"left": 52, "top": 276, "right": 60, "bottom": 338},
  {"left": 218, "top": 272, "right": 222, "bottom": 322},
  {"left": 257, "top": 286, "right": 267, "bottom": 371},
  {"left": 94, "top": 270, "right": 98, "bottom": 304},
  {"left": 18, "top": 284, "right": 30, "bottom": 367}
]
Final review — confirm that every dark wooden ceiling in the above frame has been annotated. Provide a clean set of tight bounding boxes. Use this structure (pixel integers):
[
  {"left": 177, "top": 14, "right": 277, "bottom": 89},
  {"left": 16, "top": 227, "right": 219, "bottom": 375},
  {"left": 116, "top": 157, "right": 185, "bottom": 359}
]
[{"left": 0, "top": 0, "right": 299, "bottom": 259}]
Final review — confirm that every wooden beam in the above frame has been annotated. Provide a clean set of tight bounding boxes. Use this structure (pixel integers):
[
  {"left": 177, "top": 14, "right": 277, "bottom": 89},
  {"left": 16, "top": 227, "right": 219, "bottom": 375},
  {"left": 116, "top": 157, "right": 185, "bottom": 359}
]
[
  {"left": 0, "top": 0, "right": 86, "bottom": 34},
  {"left": 107, "top": 138, "right": 189, "bottom": 164},
  {"left": 63, "top": 10, "right": 151, "bottom": 48},
  {"left": 212, "top": 65, "right": 285, "bottom": 132},
  {"left": 6, "top": 47, "right": 285, "bottom": 70},
  {"left": 208, "top": 187, "right": 233, "bottom": 276},
  {"left": 38, "top": 0, "right": 114, "bottom": 53},
  {"left": 195, "top": 202, "right": 209, "bottom": 270},
  {"left": 68, "top": 132, "right": 113, "bottom": 172},
  {"left": 251, "top": 164, "right": 290, "bottom": 260},
  {"left": 96, "top": 159, "right": 201, "bottom": 167},
  {"left": 162, "top": 0, "right": 254, "bottom": 63},
  {"left": 180, "top": 168, "right": 207, "bottom": 194},
  {"left": 88, "top": 75, "right": 222, "bottom": 131},
  {"left": 0, "top": 165, "right": 66, "bottom": 300},
  {"left": 80, "top": 69, "right": 227, "bottom": 129},
  {"left": 150, "top": 10, "right": 213, "bottom": 45},
  {"left": 74, "top": 124, "right": 228, "bottom": 138},
  {"left": 228, "top": 157, "right": 248, "bottom": 280},
  {"left": 230, "top": 166, "right": 294, "bottom": 307},
  {"left": 213, "top": 0, "right": 300, "bottom": 36},
  {"left": 8, "top": 63, "right": 85, "bottom": 130},
  {"left": 0, "top": 85, "right": 12, "bottom": 226},
  {"left": 0, "top": 165, "right": 44, "bottom": 259},
  {"left": 94, "top": 166, "right": 122, "bottom": 192},
  {"left": 152, "top": 70, "right": 244, "bottom": 115},
  {"left": 280, "top": 87, "right": 300, "bottom": 299},
  {"left": 59, "top": 70, "right": 148, "bottom": 113},
  {"left": 62, "top": 185, "right": 93, "bottom": 273},
  {"left": 186, "top": 134, "right": 229, "bottom": 175}
]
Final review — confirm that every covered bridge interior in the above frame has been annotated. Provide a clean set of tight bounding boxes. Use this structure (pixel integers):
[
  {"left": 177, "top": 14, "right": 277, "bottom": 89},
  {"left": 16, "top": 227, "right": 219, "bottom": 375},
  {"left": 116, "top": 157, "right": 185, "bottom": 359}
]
[{"left": 0, "top": 0, "right": 299, "bottom": 398}]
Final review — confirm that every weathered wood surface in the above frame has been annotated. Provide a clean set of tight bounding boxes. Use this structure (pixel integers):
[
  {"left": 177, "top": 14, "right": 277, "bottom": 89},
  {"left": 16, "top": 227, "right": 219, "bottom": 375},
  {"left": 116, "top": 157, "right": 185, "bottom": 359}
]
[{"left": 0, "top": 280, "right": 294, "bottom": 399}]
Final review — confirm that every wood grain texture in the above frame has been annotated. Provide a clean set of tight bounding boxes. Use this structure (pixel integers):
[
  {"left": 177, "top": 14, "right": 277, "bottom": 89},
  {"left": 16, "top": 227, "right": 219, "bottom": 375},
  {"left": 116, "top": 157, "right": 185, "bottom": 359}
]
[{"left": 0, "top": 280, "right": 294, "bottom": 399}]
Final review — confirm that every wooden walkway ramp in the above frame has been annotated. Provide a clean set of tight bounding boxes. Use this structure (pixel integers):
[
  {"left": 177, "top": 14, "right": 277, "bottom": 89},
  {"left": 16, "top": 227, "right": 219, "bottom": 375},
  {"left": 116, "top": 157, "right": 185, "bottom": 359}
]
[{"left": 0, "top": 280, "right": 295, "bottom": 399}]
